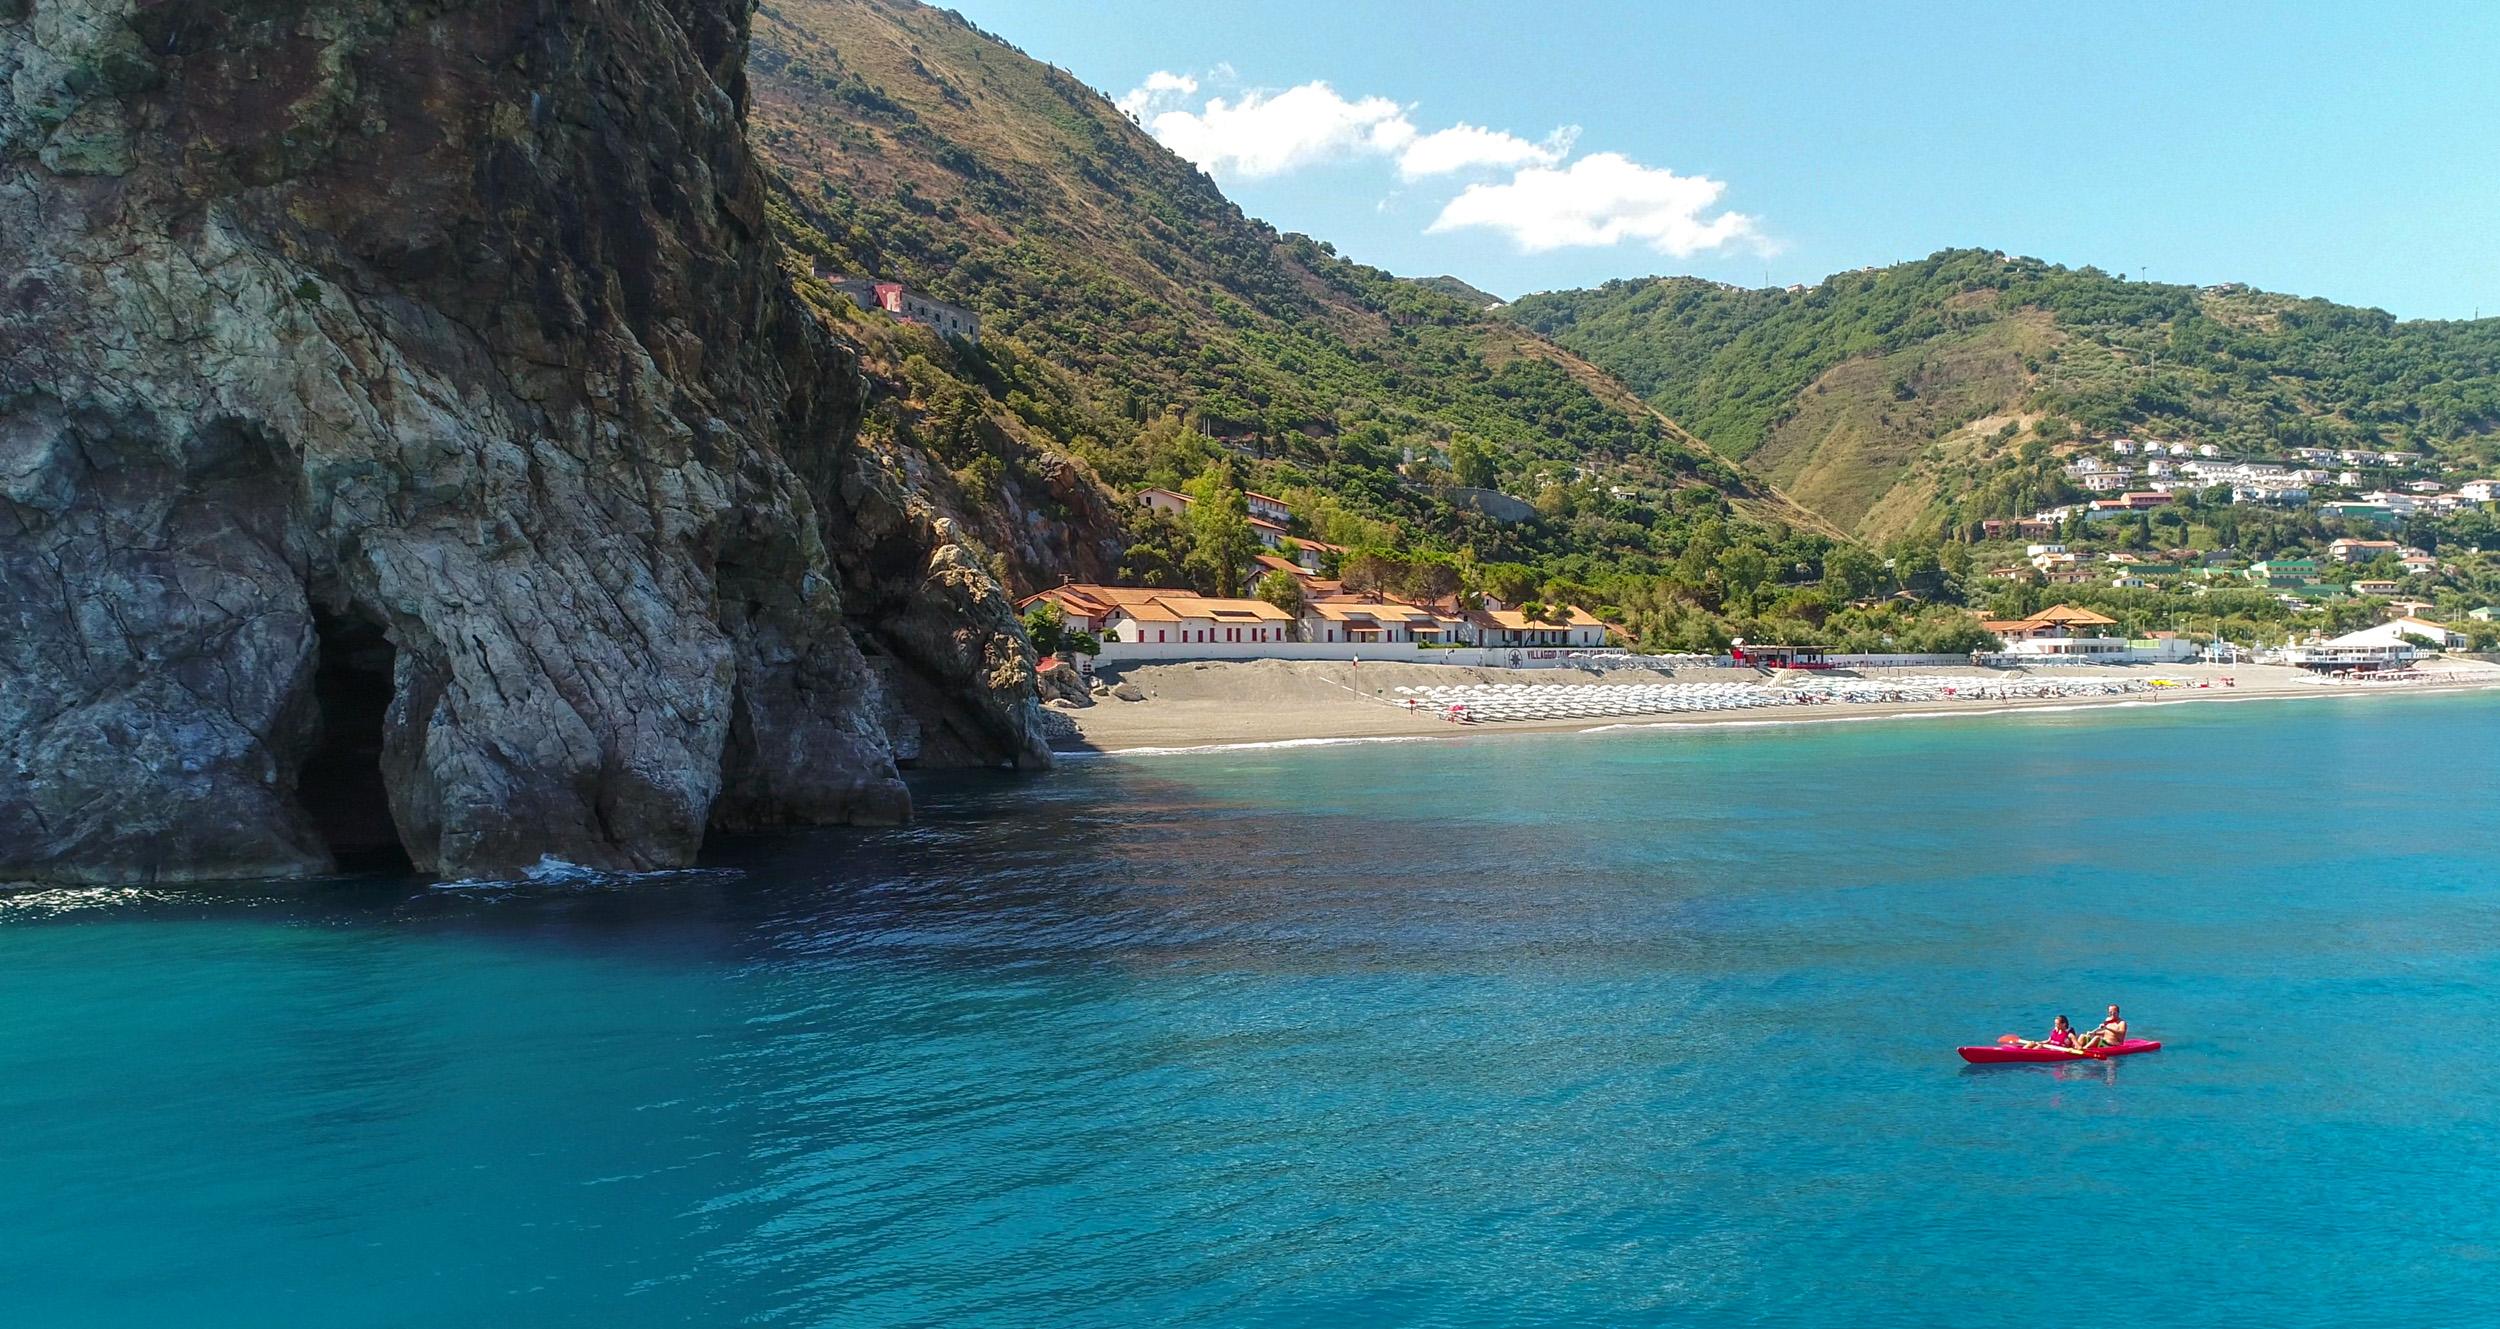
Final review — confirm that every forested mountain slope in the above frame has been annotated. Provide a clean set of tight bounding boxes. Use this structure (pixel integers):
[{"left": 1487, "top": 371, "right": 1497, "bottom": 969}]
[
  {"left": 741, "top": 0, "right": 1836, "bottom": 585},
  {"left": 1508, "top": 250, "right": 2500, "bottom": 538}
]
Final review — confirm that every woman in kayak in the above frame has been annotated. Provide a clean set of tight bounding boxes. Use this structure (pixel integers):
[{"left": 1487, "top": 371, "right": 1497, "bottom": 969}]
[
  {"left": 2018, "top": 1015, "right": 2076, "bottom": 1050},
  {"left": 2071, "top": 1005, "right": 2127, "bottom": 1051}
]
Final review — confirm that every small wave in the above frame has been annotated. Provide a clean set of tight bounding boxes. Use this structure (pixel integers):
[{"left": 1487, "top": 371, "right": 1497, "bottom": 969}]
[
  {"left": 0, "top": 884, "right": 197, "bottom": 918},
  {"left": 1583, "top": 694, "right": 2225, "bottom": 736}
]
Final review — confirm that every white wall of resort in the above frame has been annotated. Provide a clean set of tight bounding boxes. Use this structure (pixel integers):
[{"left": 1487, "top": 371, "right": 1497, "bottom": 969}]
[
  {"left": 1092, "top": 641, "right": 1621, "bottom": 668},
  {"left": 1088, "top": 642, "right": 2021, "bottom": 671}
]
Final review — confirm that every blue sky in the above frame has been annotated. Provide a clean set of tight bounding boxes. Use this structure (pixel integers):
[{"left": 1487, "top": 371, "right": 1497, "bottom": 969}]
[{"left": 947, "top": 1, "right": 2500, "bottom": 320}]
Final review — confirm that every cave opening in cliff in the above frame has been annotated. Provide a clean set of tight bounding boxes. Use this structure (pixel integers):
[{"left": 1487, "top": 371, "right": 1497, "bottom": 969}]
[{"left": 299, "top": 606, "right": 410, "bottom": 874}]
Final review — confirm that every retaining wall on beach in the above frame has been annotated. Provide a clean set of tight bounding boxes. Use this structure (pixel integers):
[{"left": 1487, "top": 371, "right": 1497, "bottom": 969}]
[{"left": 1087, "top": 642, "right": 1989, "bottom": 670}]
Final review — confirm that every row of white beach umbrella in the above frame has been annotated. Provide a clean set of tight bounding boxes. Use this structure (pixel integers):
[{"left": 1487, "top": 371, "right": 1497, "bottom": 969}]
[
  {"left": 1390, "top": 677, "right": 2155, "bottom": 723},
  {"left": 1393, "top": 682, "right": 1784, "bottom": 723}
]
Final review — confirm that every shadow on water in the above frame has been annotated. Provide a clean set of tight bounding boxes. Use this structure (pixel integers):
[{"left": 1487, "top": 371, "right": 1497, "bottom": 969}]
[
  {"left": 1957, "top": 1059, "right": 2127, "bottom": 1085},
  {"left": 2, "top": 752, "right": 1741, "bottom": 990},
  {"left": 0, "top": 764, "right": 1208, "bottom": 961}
]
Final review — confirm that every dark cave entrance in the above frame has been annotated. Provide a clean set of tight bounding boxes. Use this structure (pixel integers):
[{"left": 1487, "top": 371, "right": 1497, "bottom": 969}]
[{"left": 299, "top": 606, "right": 411, "bottom": 874}]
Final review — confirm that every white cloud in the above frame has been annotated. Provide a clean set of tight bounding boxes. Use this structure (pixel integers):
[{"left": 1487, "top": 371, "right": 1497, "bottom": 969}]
[
  {"left": 1144, "top": 81, "right": 1415, "bottom": 179},
  {"left": 1116, "top": 70, "right": 1767, "bottom": 256},
  {"left": 1116, "top": 70, "right": 1199, "bottom": 118},
  {"left": 1427, "top": 152, "right": 1764, "bottom": 256},
  {"left": 1396, "top": 123, "right": 1576, "bottom": 179},
  {"left": 1122, "top": 75, "right": 1581, "bottom": 183}
]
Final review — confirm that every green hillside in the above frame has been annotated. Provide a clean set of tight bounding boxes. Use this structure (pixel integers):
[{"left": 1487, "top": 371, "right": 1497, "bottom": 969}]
[
  {"left": 741, "top": 0, "right": 1835, "bottom": 598},
  {"left": 1408, "top": 275, "right": 1507, "bottom": 310},
  {"left": 1508, "top": 250, "right": 2500, "bottom": 538}
]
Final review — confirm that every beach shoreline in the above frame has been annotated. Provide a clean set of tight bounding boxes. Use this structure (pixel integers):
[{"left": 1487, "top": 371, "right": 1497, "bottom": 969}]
[{"left": 1048, "top": 657, "right": 2500, "bottom": 756}]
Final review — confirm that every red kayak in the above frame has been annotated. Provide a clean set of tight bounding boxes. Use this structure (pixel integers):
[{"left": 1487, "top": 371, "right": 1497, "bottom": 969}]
[{"left": 1958, "top": 1038, "right": 2162, "bottom": 1064}]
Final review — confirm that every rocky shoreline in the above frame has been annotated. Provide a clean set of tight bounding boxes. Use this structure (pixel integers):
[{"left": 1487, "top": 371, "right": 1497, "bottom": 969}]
[{"left": 0, "top": 1, "right": 1048, "bottom": 885}]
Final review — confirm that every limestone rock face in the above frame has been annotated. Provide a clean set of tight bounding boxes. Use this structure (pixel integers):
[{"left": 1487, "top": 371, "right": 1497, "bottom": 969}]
[{"left": 0, "top": 0, "right": 1045, "bottom": 884}]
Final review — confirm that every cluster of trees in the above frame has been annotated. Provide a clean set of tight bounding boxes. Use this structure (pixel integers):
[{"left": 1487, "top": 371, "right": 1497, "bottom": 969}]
[
  {"left": 1112, "top": 467, "right": 1264, "bottom": 598},
  {"left": 1019, "top": 600, "right": 1099, "bottom": 659}
]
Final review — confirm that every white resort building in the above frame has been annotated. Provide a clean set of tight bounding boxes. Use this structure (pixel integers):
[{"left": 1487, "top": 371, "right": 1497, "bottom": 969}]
[
  {"left": 1019, "top": 585, "right": 1297, "bottom": 644},
  {"left": 1305, "top": 601, "right": 1466, "bottom": 645},
  {"left": 1467, "top": 607, "right": 1611, "bottom": 648},
  {"left": 1021, "top": 583, "right": 1615, "bottom": 655},
  {"left": 1103, "top": 594, "right": 1298, "bottom": 645}
]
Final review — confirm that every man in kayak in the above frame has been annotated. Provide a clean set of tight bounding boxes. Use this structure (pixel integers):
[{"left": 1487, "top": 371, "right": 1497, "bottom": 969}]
[{"left": 2071, "top": 1005, "right": 2128, "bottom": 1051}]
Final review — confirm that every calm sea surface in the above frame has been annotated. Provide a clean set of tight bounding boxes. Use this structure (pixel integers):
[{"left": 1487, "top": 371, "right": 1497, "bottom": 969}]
[{"left": 6, "top": 692, "right": 2500, "bottom": 1327}]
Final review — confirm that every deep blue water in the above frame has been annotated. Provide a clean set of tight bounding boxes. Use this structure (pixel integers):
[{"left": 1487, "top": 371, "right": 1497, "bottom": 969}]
[{"left": 6, "top": 691, "right": 2500, "bottom": 1327}]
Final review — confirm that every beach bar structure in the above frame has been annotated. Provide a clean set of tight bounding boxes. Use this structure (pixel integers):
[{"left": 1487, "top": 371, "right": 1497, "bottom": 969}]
[
  {"left": 2282, "top": 618, "right": 2462, "bottom": 674},
  {"left": 2281, "top": 640, "right": 2424, "bottom": 674},
  {"left": 1728, "top": 643, "right": 1830, "bottom": 669},
  {"left": 1981, "top": 605, "right": 2129, "bottom": 658}
]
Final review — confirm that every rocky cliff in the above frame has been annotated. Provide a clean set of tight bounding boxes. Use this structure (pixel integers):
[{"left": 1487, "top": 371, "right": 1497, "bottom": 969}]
[{"left": 0, "top": 0, "right": 1047, "bottom": 885}]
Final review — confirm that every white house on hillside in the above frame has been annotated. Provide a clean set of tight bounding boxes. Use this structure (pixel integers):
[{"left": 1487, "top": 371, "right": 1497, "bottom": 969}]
[{"left": 1134, "top": 486, "right": 1303, "bottom": 552}]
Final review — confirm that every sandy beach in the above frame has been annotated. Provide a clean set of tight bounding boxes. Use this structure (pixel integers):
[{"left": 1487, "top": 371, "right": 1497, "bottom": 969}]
[{"left": 1047, "top": 656, "right": 2500, "bottom": 754}]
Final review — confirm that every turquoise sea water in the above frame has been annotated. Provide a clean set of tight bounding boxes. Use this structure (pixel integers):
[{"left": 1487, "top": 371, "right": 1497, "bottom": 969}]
[{"left": 5, "top": 691, "right": 2500, "bottom": 1327}]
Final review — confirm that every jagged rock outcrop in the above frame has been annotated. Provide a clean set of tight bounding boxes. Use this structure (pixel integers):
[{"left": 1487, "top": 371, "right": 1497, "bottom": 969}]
[
  {"left": 0, "top": 0, "right": 1045, "bottom": 884},
  {"left": 1033, "top": 657, "right": 1090, "bottom": 708}
]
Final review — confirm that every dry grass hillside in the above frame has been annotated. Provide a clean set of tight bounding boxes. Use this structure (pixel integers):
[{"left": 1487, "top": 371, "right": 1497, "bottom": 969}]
[{"left": 1748, "top": 314, "right": 2061, "bottom": 539}]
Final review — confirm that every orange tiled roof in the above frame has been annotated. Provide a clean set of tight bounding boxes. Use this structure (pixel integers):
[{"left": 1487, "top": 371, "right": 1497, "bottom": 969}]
[
  {"left": 1021, "top": 583, "right": 1192, "bottom": 618},
  {"left": 1307, "top": 601, "right": 1438, "bottom": 624},
  {"left": 1472, "top": 606, "right": 1606, "bottom": 630},
  {"left": 1147, "top": 595, "right": 1295, "bottom": 622}
]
